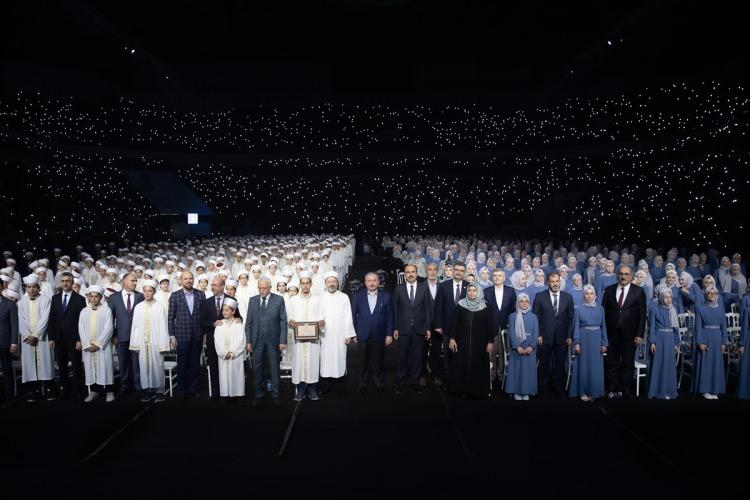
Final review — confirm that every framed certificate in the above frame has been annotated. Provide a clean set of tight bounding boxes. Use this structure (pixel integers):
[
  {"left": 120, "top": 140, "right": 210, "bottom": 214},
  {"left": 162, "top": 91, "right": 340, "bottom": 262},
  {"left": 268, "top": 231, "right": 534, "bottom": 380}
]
[{"left": 294, "top": 321, "right": 320, "bottom": 341}]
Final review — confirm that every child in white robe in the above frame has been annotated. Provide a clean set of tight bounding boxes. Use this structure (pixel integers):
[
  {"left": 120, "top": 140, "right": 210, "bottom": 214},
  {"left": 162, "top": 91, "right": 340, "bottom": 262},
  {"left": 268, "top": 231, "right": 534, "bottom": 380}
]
[
  {"left": 214, "top": 297, "right": 246, "bottom": 403},
  {"left": 18, "top": 275, "right": 55, "bottom": 402},
  {"left": 79, "top": 285, "right": 115, "bottom": 402},
  {"left": 130, "top": 280, "right": 170, "bottom": 403}
]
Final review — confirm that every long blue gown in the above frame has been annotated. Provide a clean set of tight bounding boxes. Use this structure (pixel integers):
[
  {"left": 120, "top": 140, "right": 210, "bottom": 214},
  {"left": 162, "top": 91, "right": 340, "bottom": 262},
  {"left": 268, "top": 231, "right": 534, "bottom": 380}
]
[
  {"left": 595, "top": 273, "right": 617, "bottom": 304},
  {"left": 692, "top": 303, "right": 728, "bottom": 395},
  {"left": 568, "top": 288, "right": 584, "bottom": 308},
  {"left": 568, "top": 305, "right": 608, "bottom": 399},
  {"left": 651, "top": 265, "right": 666, "bottom": 283},
  {"left": 527, "top": 283, "right": 547, "bottom": 305},
  {"left": 737, "top": 295, "right": 750, "bottom": 400},
  {"left": 647, "top": 307, "right": 680, "bottom": 399},
  {"left": 505, "top": 312, "right": 538, "bottom": 396}
]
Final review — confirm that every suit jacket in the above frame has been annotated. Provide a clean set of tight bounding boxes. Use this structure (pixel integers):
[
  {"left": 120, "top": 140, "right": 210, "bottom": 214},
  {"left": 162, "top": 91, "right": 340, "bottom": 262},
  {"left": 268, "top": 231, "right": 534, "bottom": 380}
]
[
  {"left": 167, "top": 288, "right": 206, "bottom": 343},
  {"left": 433, "top": 279, "right": 468, "bottom": 333},
  {"left": 48, "top": 291, "right": 87, "bottom": 344},
  {"left": 484, "top": 285, "right": 517, "bottom": 335},
  {"left": 531, "top": 289, "right": 575, "bottom": 343},
  {"left": 108, "top": 290, "right": 144, "bottom": 342},
  {"left": 244, "top": 293, "right": 287, "bottom": 346},
  {"left": 200, "top": 295, "right": 242, "bottom": 336},
  {"left": 0, "top": 296, "right": 19, "bottom": 348},
  {"left": 392, "top": 280, "right": 432, "bottom": 336},
  {"left": 352, "top": 288, "right": 394, "bottom": 342},
  {"left": 602, "top": 283, "right": 646, "bottom": 340}
]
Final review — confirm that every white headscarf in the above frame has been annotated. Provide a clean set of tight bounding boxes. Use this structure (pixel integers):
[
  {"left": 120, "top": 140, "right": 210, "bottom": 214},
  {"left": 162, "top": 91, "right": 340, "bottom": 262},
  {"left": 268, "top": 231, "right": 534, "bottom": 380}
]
[{"left": 514, "top": 293, "right": 531, "bottom": 341}]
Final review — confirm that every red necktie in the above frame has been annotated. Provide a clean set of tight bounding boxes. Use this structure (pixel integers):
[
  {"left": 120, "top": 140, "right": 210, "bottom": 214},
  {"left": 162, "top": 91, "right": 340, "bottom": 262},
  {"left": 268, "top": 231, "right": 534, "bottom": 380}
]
[{"left": 617, "top": 287, "right": 625, "bottom": 308}]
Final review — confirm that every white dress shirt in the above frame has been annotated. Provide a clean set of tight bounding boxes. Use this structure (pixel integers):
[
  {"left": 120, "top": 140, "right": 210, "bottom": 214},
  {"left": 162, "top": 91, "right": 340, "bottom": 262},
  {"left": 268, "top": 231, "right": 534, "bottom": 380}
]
[
  {"left": 494, "top": 286, "right": 504, "bottom": 310},
  {"left": 617, "top": 283, "right": 631, "bottom": 304}
]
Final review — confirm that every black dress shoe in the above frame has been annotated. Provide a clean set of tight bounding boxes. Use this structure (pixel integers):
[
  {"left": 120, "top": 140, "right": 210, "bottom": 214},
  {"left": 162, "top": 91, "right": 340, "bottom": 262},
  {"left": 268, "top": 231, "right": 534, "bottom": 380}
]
[{"left": 394, "top": 385, "right": 403, "bottom": 394}]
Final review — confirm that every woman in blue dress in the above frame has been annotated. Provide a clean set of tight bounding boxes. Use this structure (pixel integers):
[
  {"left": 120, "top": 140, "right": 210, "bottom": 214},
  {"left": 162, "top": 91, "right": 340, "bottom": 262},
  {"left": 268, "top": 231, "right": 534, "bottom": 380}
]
[
  {"left": 568, "top": 273, "right": 584, "bottom": 307},
  {"left": 595, "top": 260, "right": 617, "bottom": 303},
  {"left": 569, "top": 285, "right": 608, "bottom": 401},
  {"left": 527, "top": 270, "right": 547, "bottom": 305},
  {"left": 662, "top": 270, "right": 685, "bottom": 314},
  {"left": 737, "top": 292, "right": 750, "bottom": 399},
  {"left": 505, "top": 293, "right": 538, "bottom": 401},
  {"left": 634, "top": 270, "right": 653, "bottom": 303},
  {"left": 686, "top": 254, "right": 704, "bottom": 282},
  {"left": 677, "top": 272, "right": 702, "bottom": 312},
  {"left": 584, "top": 256, "right": 599, "bottom": 286},
  {"left": 651, "top": 255, "right": 666, "bottom": 283},
  {"left": 692, "top": 287, "right": 728, "bottom": 399},
  {"left": 647, "top": 287, "right": 680, "bottom": 399}
]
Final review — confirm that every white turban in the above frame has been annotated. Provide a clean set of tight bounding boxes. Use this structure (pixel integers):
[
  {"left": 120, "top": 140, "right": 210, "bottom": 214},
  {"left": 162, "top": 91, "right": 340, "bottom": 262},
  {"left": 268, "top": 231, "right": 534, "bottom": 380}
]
[
  {"left": 87, "top": 285, "right": 104, "bottom": 296},
  {"left": 142, "top": 279, "right": 158, "bottom": 291},
  {"left": 23, "top": 275, "right": 40, "bottom": 286},
  {"left": 324, "top": 271, "right": 339, "bottom": 282}
]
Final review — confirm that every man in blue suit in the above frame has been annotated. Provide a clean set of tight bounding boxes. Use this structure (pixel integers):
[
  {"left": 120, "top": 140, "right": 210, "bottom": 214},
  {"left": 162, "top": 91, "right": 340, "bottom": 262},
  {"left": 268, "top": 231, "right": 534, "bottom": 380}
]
[
  {"left": 433, "top": 261, "right": 468, "bottom": 383},
  {"left": 352, "top": 272, "right": 394, "bottom": 394},
  {"left": 531, "top": 271, "right": 574, "bottom": 396},
  {"left": 168, "top": 271, "right": 206, "bottom": 399},
  {"left": 245, "top": 277, "right": 287, "bottom": 406},
  {"left": 108, "top": 272, "right": 144, "bottom": 396},
  {"left": 0, "top": 279, "right": 19, "bottom": 407},
  {"left": 484, "top": 269, "right": 516, "bottom": 382}
]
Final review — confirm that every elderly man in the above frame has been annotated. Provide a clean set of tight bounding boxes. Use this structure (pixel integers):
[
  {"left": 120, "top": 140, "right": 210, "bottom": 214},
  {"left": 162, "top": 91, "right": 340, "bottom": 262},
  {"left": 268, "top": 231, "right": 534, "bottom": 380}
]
[
  {"left": 200, "top": 276, "right": 230, "bottom": 399},
  {"left": 168, "top": 271, "right": 206, "bottom": 399},
  {"left": 245, "top": 277, "right": 287, "bottom": 406},
  {"left": 320, "top": 271, "right": 356, "bottom": 396},
  {"left": 352, "top": 272, "right": 394, "bottom": 394}
]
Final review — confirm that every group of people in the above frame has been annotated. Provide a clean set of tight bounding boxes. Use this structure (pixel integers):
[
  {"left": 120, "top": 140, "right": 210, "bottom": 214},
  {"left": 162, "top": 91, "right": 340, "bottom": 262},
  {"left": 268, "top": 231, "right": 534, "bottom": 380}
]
[
  {"left": 0, "top": 235, "right": 355, "bottom": 407},
  {"left": 379, "top": 236, "right": 750, "bottom": 401}
]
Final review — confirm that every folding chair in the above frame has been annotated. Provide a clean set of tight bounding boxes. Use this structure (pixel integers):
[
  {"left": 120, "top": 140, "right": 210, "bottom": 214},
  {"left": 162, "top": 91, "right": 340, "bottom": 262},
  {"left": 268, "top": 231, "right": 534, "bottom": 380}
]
[
  {"left": 633, "top": 331, "right": 648, "bottom": 397},
  {"left": 500, "top": 329, "right": 510, "bottom": 391},
  {"left": 725, "top": 312, "right": 741, "bottom": 383}
]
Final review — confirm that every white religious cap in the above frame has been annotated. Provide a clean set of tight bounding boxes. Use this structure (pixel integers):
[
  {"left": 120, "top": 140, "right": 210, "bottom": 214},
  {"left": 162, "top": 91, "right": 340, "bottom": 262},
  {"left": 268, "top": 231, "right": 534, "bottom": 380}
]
[
  {"left": 251, "top": 265, "right": 262, "bottom": 272},
  {"left": 299, "top": 271, "right": 313, "bottom": 280},
  {"left": 6, "top": 258, "right": 16, "bottom": 266},
  {"left": 324, "top": 271, "right": 339, "bottom": 281},
  {"left": 282, "top": 271, "right": 293, "bottom": 278},
  {"left": 126, "top": 260, "right": 136, "bottom": 267},
  {"left": 35, "top": 267, "right": 48, "bottom": 274},
  {"left": 311, "top": 261, "right": 320, "bottom": 268},
  {"left": 208, "top": 259, "right": 217, "bottom": 265},
  {"left": 235, "top": 251, "right": 243, "bottom": 257},
  {"left": 165, "top": 260, "right": 176, "bottom": 266},
  {"left": 71, "top": 262, "right": 81, "bottom": 269},
  {"left": 237, "top": 269, "right": 249, "bottom": 278},
  {"left": 142, "top": 279, "right": 158, "bottom": 291},
  {"left": 223, "top": 297, "right": 239, "bottom": 310},
  {"left": 154, "top": 257, "right": 165, "bottom": 263},
  {"left": 0, "top": 267, "right": 11, "bottom": 277},
  {"left": 3, "top": 289, "right": 20, "bottom": 300},
  {"left": 29, "top": 260, "right": 39, "bottom": 269},
  {"left": 285, "top": 254, "right": 294, "bottom": 259},
  {"left": 225, "top": 279, "right": 238, "bottom": 289},
  {"left": 286, "top": 282, "right": 300, "bottom": 291},
  {"left": 250, "top": 256, "right": 259, "bottom": 262},
  {"left": 143, "top": 269, "right": 155, "bottom": 277},
  {"left": 116, "top": 258, "right": 125, "bottom": 264},
  {"left": 260, "top": 252, "right": 268, "bottom": 257},
  {"left": 134, "top": 265, "right": 145, "bottom": 272},
  {"left": 84, "top": 256, "right": 94, "bottom": 263},
  {"left": 106, "top": 267, "right": 117, "bottom": 274},
  {"left": 73, "top": 277, "right": 84, "bottom": 286},
  {"left": 158, "top": 274, "right": 171, "bottom": 283},
  {"left": 195, "top": 260, "right": 205, "bottom": 268},
  {"left": 197, "top": 273, "right": 209, "bottom": 282},
  {"left": 87, "top": 285, "right": 104, "bottom": 296},
  {"left": 294, "top": 252, "right": 302, "bottom": 258},
  {"left": 177, "top": 262, "right": 187, "bottom": 270},
  {"left": 0, "top": 275, "right": 9, "bottom": 284}
]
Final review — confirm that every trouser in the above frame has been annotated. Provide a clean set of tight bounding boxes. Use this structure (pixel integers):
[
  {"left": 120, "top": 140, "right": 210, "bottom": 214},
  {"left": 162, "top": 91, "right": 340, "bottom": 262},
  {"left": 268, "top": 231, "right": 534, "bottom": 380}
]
[
  {"left": 252, "top": 338, "right": 280, "bottom": 399},
  {"left": 204, "top": 332, "right": 220, "bottom": 396},
  {"left": 538, "top": 340, "right": 567, "bottom": 389},
  {"left": 25, "top": 380, "right": 53, "bottom": 396},
  {"left": 606, "top": 335, "right": 636, "bottom": 393},
  {"left": 55, "top": 340, "right": 83, "bottom": 397},
  {"left": 296, "top": 382, "right": 318, "bottom": 395},
  {"left": 0, "top": 348, "right": 14, "bottom": 401},
  {"left": 117, "top": 340, "right": 141, "bottom": 392},
  {"left": 358, "top": 338, "right": 385, "bottom": 388},
  {"left": 176, "top": 339, "right": 202, "bottom": 395},
  {"left": 396, "top": 329, "right": 423, "bottom": 386},
  {"left": 421, "top": 332, "right": 444, "bottom": 380}
]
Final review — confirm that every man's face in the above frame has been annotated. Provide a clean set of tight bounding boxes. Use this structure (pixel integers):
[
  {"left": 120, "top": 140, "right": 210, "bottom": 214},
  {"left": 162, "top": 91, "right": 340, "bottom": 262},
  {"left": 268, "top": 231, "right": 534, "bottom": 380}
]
[
  {"left": 365, "top": 274, "right": 379, "bottom": 291},
  {"left": 453, "top": 265, "right": 465, "bottom": 280},
  {"left": 326, "top": 277, "right": 338, "bottom": 293},
  {"left": 492, "top": 271, "right": 505, "bottom": 287},
  {"left": 258, "top": 281, "right": 271, "bottom": 297},
  {"left": 300, "top": 278, "right": 312, "bottom": 295},
  {"left": 60, "top": 275, "right": 73, "bottom": 292},
  {"left": 211, "top": 279, "right": 224, "bottom": 295},
  {"left": 548, "top": 275, "right": 561, "bottom": 293},
  {"left": 181, "top": 272, "right": 194, "bottom": 290},
  {"left": 123, "top": 274, "right": 137, "bottom": 292},
  {"left": 427, "top": 265, "right": 438, "bottom": 280},
  {"left": 26, "top": 284, "right": 40, "bottom": 299},
  {"left": 617, "top": 268, "right": 632, "bottom": 286},
  {"left": 404, "top": 266, "right": 417, "bottom": 283}
]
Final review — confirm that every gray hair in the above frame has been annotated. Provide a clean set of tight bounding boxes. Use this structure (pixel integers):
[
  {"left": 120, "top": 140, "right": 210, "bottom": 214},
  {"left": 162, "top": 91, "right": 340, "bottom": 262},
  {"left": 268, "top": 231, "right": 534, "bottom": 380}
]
[
  {"left": 258, "top": 277, "right": 272, "bottom": 287},
  {"left": 364, "top": 272, "right": 379, "bottom": 281}
]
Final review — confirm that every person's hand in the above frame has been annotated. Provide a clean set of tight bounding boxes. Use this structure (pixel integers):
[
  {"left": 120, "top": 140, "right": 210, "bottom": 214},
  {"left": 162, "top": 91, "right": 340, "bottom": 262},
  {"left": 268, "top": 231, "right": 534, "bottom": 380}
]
[
  {"left": 393, "top": 330, "right": 399, "bottom": 341},
  {"left": 318, "top": 320, "right": 325, "bottom": 328},
  {"left": 9, "top": 344, "right": 17, "bottom": 354},
  {"left": 385, "top": 336, "right": 393, "bottom": 346},
  {"left": 721, "top": 344, "right": 727, "bottom": 354},
  {"left": 574, "top": 344, "right": 581, "bottom": 354},
  {"left": 566, "top": 337, "right": 572, "bottom": 346},
  {"left": 537, "top": 336, "right": 543, "bottom": 346},
  {"left": 344, "top": 338, "right": 351, "bottom": 345},
  {"left": 288, "top": 320, "right": 297, "bottom": 328},
  {"left": 741, "top": 346, "right": 745, "bottom": 355},
  {"left": 233, "top": 318, "right": 241, "bottom": 324},
  {"left": 226, "top": 353, "right": 233, "bottom": 360},
  {"left": 75, "top": 341, "right": 82, "bottom": 351},
  {"left": 449, "top": 338, "right": 458, "bottom": 353},
  {"left": 634, "top": 337, "right": 644, "bottom": 345},
  {"left": 434, "top": 328, "right": 443, "bottom": 334},
  {"left": 170, "top": 337, "right": 177, "bottom": 349},
  {"left": 49, "top": 340, "right": 55, "bottom": 349},
  {"left": 27, "top": 336, "right": 39, "bottom": 347},
  {"left": 516, "top": 346, "right": 525, "bottom": 355},
  {"left": 425, "top": 330, "right": 431, "bottom": 341},
  {"left": 486, "top": 343, "right": 493, "bottom": 354},
  {"left": 699, "top": 343, "right": 708, "bottom": 352},
  {"left": 246, "top": 342, "right": 253, "bottom": 353},
  {"left": 279, "top": 344, "right": 287, "bottom": 351},
  {"left": 214, "top": 320, "right": 223, "bottom": 327},
  {"left": 111, "top": 337, "right": 118, "bottom": 346},
  {"left": 601, "top": 346, "right": 607, "bottom": 354},
  {"left": 650, "top": 344, "right": 656, "bottom": 354}
]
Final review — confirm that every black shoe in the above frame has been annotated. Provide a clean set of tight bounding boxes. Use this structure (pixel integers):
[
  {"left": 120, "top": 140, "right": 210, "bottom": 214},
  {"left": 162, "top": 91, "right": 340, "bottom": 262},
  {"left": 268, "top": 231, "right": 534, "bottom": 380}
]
[
  {"left": 358, "top": 386, "right": 367, "bottom": 395},
  {"left": 623, "top": 390, "right": 635, "bottom": 400},
  {"left": 394, "top": 385, "right": 403, "bottom": 394},
  {"left": 221, "top": 398, "right": 231, "bottom": 406},
  {"left": 140, "top": 393, "right": 155, "bottom": 403},
  {"left": 25, "top": 394, "right": 40, "bottom": 403},
  {"left": 273, "top": 399, "right": 281, "bottom": 407},
  {"left": 154, "top": 394, "right": 166, "bottom": 403},
  {"left": 412, "top": 385, "right": 423, "bottom": 395},
  {"left": 45, "top": 392, "right": 58, "bottom": 401}
]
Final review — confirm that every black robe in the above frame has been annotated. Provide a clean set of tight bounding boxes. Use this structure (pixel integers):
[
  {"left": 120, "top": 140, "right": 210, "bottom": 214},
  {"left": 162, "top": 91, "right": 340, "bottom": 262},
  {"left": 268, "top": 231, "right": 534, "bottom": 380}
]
[{"left": 448, "top": 305, "right": 494, "bottom": 398}]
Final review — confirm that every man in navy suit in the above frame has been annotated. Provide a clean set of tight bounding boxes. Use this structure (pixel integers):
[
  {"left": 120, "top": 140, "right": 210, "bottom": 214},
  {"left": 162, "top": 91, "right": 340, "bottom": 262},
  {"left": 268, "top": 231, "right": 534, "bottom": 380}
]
[
  {"left": 200, "top": 277, "right": 228, "bottom": 399},
  {"left": 108, "top": 272, "right": 144, "bottom": 395},
  {"left": 532, "top": 271, "right": 574, "bottom": 395},
  {"left": 48, "top": 272, "right": 87, "bottom": 399},
  {"left": 0, "top": 279, "right": 19, "bottom": 406},
  {"left": 352, "top": 272, "right": 394, "bottom": 394},
  {"left": 433, "top": 261, "right": 468, "bottom": 383},
  {"left": 484, "top": 269, "right": 516, "bottom": 381},
  {"left": 392, "top": 264, "right": 432, "bottom": 394},
  {"left": 168, "top": 271, "right": 206, "bottom": 399}
]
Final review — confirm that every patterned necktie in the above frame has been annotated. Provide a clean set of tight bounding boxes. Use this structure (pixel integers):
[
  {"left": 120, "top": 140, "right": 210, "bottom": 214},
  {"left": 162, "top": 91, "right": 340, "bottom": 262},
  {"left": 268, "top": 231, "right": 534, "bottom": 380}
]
[
  {"left": 62, "top": 293, "right": 68, "bottom": 311},
  {"left": 262, "top": 296, "right": 267, "bottom": 309},
  {"left": 216, "top": 296, "right": 221, "bottom": 316},
  {"left": 409, "top": 285, "right": 415, "bottom": 305},
  {"left": 126, "top": 293, "right": 131, "bottom": 313},
  {"left": 552, "top": 293, "right": 558, "bottom": 315},
  {"left": 455, "top": 283, "right": 460, "bottom": 304}
]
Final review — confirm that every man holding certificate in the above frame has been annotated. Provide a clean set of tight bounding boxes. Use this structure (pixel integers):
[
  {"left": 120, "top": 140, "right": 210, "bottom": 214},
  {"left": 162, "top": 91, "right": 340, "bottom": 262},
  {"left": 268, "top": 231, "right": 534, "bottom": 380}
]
[{"left": 287, "top": 271, "right": 325, "bottom": 401}]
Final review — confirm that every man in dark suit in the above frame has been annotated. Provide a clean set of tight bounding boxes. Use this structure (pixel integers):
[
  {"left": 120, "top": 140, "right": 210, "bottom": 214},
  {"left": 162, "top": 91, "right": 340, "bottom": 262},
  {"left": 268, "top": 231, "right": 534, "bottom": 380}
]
[
  {"left": 532, "top": 271, "right": 574, "bottom": 395},
  {"left": 245, "top": 277, "right": 287, "bottom": 406},
  {"left": 108, "top": 272, "right": 144, "bottom": 395},
  {"left": 0, "top": 279, "right": 19, "bottom": 406},
  {"left": 168, "top": 271, "right": 206, "bottom": 399},
  {"left": 392, "top": 264, "right": 432, "bottom": 394},
  {"left": 433, "top": 261, "right": 468, "bottom": 383},
  {"left": 484, "top": 269, "right": 517, "bottom": 382},
  {"left": 352, "top": 272, "right": 394, "bottom": 394},
  {"left": 48, "top": 272, "right": 87, "bottom": 399},
  {"left": 420, "top": 262, "right": 441, "bottom": 386},
  {"left": 602, "top": 265, "right": 646, "bottom": 399},
  {"left": 200, "top": 277, "right": 228, "bottom": 399}
]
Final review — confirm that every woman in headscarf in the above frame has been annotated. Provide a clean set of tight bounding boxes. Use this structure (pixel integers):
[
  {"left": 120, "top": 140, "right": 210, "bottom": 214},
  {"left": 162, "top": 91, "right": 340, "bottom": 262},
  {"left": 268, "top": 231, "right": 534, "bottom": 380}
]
[
  {"left": 677, "top": 271, "right": 701, "bottom": 313},
  {"left": 476, "top": 266, "right": 492, "bottom": 289},
  {"left": 737, "top": 290, "right": 750, "bottom": 400},
  {"left": 730, "top": 263, "right": 747, "bottom": 297},
  {"left": 585, "top": 256, "right": 599, "bottom": 287},
  {"left": 634, "top": 270, "right": 653, "bottom": 303},
  {"left": 692, "top": 287, "right": 728, "bottom": 400},
  {"left": 568, "top": 273, "right": 584, "bottom": 307},
  {"left": 662, "top": 270, "right": 684, "bottom": 313},
  {"left": 502, "top": 257, "right": 516, "bottom": 278},
  {"left": 647, "top": 287, "right": 680, "bottom": 400},
  {"left": 568, "top": 285, "right": 607, "bottom": 402},
  {"left": 447, "top": 283, "right": 494, "bottom": 399},
  {"left": 686, "top": 254, "right": 704, "bottom": 282},
  {"left": 651, "top": 255, "right": 666, "bottom": 283},
  {"left": 527, "top": 270, "right": 548, "bottom": 305},
  {"left": 557, "top": 265, "right": 570, "bottom": 292},
  {"left": 595, "top": 260, "right": 617, "bottom": 303},
  {"left": 509, "top": 270, "right": 528, "bottom": 294},
  {"left": 505, "top": 293, "right": 538, "bottom": 401},
  {"left": 714, "top": 256, "right": 733, "bottom": 294}
]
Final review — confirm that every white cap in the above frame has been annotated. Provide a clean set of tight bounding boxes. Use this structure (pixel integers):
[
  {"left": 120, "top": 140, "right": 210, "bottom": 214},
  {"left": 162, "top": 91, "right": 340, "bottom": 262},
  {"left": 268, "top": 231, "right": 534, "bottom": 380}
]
[
  {"left": 142, "top": 279, "right": 158, "bottom": 291},
  {"left": 223, "top": 297, "right": 239, "bottom": 310},
  {"left": 23, "top": 274, "right": 40, "bottom": 286},
  {"left": 87, "top": 285, "right": 104, "bottom": 296},
  {"left": 324, "top": 271, "right": 339, "bottom": 281}
]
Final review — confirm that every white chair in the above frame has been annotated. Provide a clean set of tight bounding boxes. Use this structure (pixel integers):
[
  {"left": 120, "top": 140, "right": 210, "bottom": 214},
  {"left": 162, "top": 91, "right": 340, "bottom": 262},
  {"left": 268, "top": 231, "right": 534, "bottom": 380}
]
[
  {"left": 634, "top": 335, "right": 648, "bottom": 397},
  {"left": 397, "top": 271, "right": 405, "bottom": 285},
  {"left": 164, "top": 360, "right": 178, "bottom": 397},
  {"left": 725, "top": 312, "right": 741, "bottom": 383}
]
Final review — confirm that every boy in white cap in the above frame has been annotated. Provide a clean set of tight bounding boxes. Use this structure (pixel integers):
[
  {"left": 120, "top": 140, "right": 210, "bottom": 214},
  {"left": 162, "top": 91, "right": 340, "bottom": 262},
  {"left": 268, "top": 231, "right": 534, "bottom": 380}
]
[{"left": 78, "top": 286, "right": 115, "bottom": 402}]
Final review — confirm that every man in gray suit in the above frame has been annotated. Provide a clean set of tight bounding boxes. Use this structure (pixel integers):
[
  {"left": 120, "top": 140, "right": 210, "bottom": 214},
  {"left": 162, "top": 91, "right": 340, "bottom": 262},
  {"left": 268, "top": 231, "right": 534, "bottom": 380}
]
[
  {"left": 244, "top": 277, "right": 287, "bottom": 406},
  {"left": 108, "top": 272, "right": 144, "bottom": 396}
]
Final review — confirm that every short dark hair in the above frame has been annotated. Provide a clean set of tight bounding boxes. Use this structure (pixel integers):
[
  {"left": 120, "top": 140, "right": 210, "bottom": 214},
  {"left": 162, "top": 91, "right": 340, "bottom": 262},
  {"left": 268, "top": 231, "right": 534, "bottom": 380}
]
[
  {"left": 452, "top": 261, "right": 466, "bottom": 269},
  {"left": 59, "top": 271, "right": 74, "bottom": 280},
  {"left": 547, "top": 271, "right": 561, "bottom": 282},
  {"left": 404, "top": 264, "right": 417, "bottom": 272}
]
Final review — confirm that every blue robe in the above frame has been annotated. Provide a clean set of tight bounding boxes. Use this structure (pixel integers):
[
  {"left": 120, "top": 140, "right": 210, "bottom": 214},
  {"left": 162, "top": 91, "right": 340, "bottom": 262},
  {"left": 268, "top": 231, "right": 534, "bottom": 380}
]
[
  {"left": 569, "top": 305, "right": 608, "bottom": 398},
  {"left": 678, "top": 284, "right": 702, "bottom": 313},
  {"left": 738, "top": 295, "right": 750, "bottom": 400},
  {"left": 647, "top": 307, "right": 680, "bottom": 399},
  {"left": 692, "top": 304, "right": 728, "bottom": 395},
  {"left": 685, "top": 265, "right": 704, "bottom": 282},
  {"left": 568, "top": 288, "right": 584, "bottom": 308},
  {"left": 505, "top": 312, "right": 538, "bottom": 396},
  {"left": 651, "top": 266, "right": 666, "bottom": 283},
  {"left": 595, "top": 273, "right": 617, "bottom": 304},
  {"left": 527, "top": 283, "right": 548, "bottom": 305}
]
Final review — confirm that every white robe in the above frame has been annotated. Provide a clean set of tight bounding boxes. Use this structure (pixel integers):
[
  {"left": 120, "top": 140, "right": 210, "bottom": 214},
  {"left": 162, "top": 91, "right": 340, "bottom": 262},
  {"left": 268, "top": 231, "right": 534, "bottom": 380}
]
[
  {"left": 154, "top": 290, "right": 171, "bottom": 320},
  {"left": 130, "top": 301, "right": 170, "bottom": 390},
  {"left": 17, "top": 295, "right": 54, "bottom": 382},
  {"left": 319, "top": 291, "right": 356, "bottom": 378},
  {"left": 287, "top": 294, "right": 323, "bottom": 384},
  {"left": 235, "top": 285, "right": 251, "bottom": 325},
  {"left": 79, "top": 305, "right": 114, "bottom": 386},
  {"left": 82, "top": 266, "right": 98, "bottom": 287},
  {"left": 214, "top": 320, "right": 246, "bottom": 397}
]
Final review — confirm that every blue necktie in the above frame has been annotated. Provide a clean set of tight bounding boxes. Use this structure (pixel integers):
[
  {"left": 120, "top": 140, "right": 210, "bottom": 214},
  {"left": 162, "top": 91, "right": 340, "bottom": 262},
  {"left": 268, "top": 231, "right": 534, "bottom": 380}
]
[{"left": 62, "top": 293, "right": 68, "bottom": 312}]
